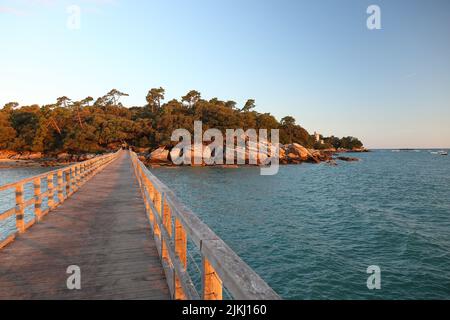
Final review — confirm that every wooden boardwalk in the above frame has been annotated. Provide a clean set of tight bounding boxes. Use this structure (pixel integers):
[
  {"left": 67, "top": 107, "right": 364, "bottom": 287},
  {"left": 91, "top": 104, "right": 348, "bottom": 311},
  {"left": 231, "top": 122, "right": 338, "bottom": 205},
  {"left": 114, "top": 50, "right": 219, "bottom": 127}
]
[{"left": 0, "top": 152, "right": 170, "bottom": 300}]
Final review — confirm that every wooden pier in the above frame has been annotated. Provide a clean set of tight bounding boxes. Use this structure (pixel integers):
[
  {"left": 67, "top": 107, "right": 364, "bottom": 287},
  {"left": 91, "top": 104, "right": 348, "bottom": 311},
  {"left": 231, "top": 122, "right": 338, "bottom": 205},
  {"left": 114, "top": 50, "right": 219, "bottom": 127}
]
[{"left": 0, "top": 151, "right": 280, "bottom": 300}]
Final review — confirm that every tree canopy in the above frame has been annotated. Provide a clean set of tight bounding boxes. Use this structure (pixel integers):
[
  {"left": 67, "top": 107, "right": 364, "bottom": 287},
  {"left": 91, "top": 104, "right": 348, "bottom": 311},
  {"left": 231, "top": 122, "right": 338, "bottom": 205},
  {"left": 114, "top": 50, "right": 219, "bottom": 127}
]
[{"left": 0, "top": 88, "right": 363, "bottom": 154}]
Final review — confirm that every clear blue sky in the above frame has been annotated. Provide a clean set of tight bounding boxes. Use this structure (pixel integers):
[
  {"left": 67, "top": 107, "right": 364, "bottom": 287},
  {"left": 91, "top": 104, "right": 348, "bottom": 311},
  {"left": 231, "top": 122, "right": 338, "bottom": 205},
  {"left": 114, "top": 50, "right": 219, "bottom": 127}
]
[{"left": 1, "top": 0, "right": 450, "bottom": 148}]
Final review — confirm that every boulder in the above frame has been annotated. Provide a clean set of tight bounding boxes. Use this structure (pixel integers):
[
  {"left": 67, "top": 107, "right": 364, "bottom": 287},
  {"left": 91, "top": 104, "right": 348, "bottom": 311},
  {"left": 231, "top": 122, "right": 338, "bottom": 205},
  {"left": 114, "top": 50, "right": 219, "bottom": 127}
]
[
  {"left": 57, "top": 153, "right": 71, "bottom": 161},
  {"left": 327, "top": 160, "right": 338, "bottom": 166},
  {"left": 278, "top": 146, "right": 286, "bottom": 159},
  {"left": 337, "top": 156, "right": 359, "bottom": 162},
  {"left": 78, "top": 154, "right": 96, "bottom": 161},
  {"left": 0, "top": 150, "right": 18, "bottom": 159},
  {"left": 310, "top": 149, "right": 332, "bottom": 162},
  {"left": 28, "top": 152, "right": 42, "bottom": 160},
  {"left": 148, "top": 147, "right": 170, "bottom": 164},
  {"left": 286, "top": 143, "right": 310, "bottom": 160},
  {"left": 9, "top": 152, "right": 42, "bottom": 160},
  {"left": 9, "top": 153, "right": 23, "bottom": 160},
  {"left": 284, "top": 143, "right": 321, "bottom": 163}
]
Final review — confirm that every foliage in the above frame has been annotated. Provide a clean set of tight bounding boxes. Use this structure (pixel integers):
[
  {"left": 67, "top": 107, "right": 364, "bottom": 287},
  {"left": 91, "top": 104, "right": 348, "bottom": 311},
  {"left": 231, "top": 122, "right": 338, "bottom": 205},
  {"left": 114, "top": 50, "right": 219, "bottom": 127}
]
[
  {"left": 323, "top": 135, "right": 363, "bottom": 150},
  {"left": 0, "top": 88, "right": 363, "bottom": 154}
]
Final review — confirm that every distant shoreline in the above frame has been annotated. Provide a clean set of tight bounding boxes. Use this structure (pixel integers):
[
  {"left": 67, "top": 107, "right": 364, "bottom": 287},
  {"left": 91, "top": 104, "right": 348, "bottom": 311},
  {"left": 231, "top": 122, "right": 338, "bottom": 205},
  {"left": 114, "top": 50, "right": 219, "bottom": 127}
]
[{"left": 0, "top": 147, "right": 369, "bottom": 169}]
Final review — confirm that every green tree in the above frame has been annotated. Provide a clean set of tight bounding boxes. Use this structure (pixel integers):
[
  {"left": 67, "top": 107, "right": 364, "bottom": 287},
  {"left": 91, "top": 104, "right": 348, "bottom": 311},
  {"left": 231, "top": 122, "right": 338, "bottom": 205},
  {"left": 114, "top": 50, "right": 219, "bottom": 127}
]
[
  {"left": 146, "top": 87, "right": 165, "bottom": 112},
  {"left": 0, "top": 88, "right": 363, "bottom": 154},
  {"left": 0, "top": 110, "right": 16, "bottom": 149},
  {"left": 242, "top": 99, "right": 256, "bottom": 112},
  {"left": 182, "top": 90, "right": 201, "bottom": 108}
]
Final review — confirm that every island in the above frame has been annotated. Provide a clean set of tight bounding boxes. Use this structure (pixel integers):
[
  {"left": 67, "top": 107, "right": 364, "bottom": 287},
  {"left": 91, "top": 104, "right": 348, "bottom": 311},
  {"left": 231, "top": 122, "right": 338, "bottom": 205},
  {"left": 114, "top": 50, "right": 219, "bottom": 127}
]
[{"left": 0, "top": 88, "right": 367, "bottom": 168}]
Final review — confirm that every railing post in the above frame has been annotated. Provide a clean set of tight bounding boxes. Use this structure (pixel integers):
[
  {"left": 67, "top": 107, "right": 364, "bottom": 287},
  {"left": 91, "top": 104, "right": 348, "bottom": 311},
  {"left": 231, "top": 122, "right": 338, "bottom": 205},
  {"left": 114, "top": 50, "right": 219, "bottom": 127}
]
[
  {"left": 15, "top": 184, "right": 25, "bottom": 234},
  {"left": 57, "top": 170, "right": 64, "bottom": 203},
  {"left": 175, "top": 218, "right": 187, "bottom": 300},
  {"left": 162, "top": 197, "right": 172, "bottom": 262},
  {"left": 65, "top": 170, "right": 71, "bottom": 198},
  {"left": 75, "top": 165, "right": 80, "bottom": 190},
  {"left": 145, "top": 182, "right": 155, "bottom": 228},
  {"left": 85, "top": 161, "right": 90, "bottom": 178},
  {"left": 202, "top": 258, "right": 223, "bottom": 300},
  {"left": 82, "top": 163, "right": 86, "bottom": 180},
  {"left": 34, "top": 178, "right": 42, "bottom": 221},
  {"left": 153, "top": 190, "right": 162, "bottom": 240},
  {"left": 47, "top": 174, "right": 54, "bottom": 209},
  {"left": 155, "top": 190, "right": 162, "bottom": 216},
  {"left": 149, "top": 181, "right": 155, "bottom": 202}
]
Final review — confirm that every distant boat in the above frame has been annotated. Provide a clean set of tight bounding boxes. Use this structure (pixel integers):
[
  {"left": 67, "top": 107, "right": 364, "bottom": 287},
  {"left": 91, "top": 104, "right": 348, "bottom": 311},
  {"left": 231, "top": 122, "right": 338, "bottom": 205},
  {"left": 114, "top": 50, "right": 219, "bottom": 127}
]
[{"left": 430, "top": 151, "right": 448, "bottom": 155}]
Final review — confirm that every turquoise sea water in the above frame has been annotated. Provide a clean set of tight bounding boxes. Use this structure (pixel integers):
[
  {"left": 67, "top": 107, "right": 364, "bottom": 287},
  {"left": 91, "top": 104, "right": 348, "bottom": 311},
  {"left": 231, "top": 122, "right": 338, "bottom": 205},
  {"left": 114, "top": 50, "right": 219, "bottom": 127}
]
[
  {"left": 151, "top": 150, "right": 450, "bottom": 300},
  {"left": 1, "top": 151, "right": 449, "bottom": 299}
]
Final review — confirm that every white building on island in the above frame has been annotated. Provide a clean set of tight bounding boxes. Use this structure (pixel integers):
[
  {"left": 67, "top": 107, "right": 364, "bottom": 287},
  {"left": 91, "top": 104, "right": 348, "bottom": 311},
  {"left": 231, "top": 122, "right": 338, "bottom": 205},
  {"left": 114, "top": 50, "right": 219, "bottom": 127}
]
[
  {"left": 314, "top": 131, "right": 324, "bottom": 145},
  {"left": 314, "top": 131, "right": 321, "bottom": 143}
]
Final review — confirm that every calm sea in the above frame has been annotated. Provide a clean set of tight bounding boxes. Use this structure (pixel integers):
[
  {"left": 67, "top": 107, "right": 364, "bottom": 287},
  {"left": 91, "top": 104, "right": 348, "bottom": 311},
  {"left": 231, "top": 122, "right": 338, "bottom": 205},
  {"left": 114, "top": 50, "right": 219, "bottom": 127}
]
[
  {"left": 151, "top": 150, "right": 450, "bottom": 299},
  {"left": 1, "top": 150, "right": 449, "bottom": 299}
]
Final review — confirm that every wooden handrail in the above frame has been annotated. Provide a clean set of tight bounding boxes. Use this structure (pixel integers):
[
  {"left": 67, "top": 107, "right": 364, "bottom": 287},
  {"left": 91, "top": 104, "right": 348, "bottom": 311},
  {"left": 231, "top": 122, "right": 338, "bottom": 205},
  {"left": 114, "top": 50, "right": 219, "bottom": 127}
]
[
  {"left": 130, "top": 151, "right": 280, "bottom": 300},
  {"left": 0, "top": 151, "right": 120, "bottom": 250}
]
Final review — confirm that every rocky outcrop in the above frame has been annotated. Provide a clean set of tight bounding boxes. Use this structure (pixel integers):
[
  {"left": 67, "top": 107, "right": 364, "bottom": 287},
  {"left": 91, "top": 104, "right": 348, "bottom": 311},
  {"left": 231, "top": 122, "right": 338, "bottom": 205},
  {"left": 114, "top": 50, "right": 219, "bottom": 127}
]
[
  {"left": 148, "top": 147, "right": 170, "bottom": 164},
  {"left": 8, "top": 152, "right": 43, "bottom": 160},
  {"left": 282, "top": 143, "right": 321, "bottom": 163},
  {"left": 0, "top": 150, "right": 18, "bottom": 159},
  {"left": 139, "top": 142, "right": 337, "bottom": 167},
  {"left": 337, "top": 156, "right": 360, "bottom": 162},
  {"left": 57, "top": 153, "right": 71, "bottom": 161},
  {"left": 77, "top": 154, "right": 96, "bottom": 161},
  {"left": 27, "top": 152, "right": 42, "bottom": 160},
  {"left": 285, "top": 143, "right": 309, "bottom": 160}
]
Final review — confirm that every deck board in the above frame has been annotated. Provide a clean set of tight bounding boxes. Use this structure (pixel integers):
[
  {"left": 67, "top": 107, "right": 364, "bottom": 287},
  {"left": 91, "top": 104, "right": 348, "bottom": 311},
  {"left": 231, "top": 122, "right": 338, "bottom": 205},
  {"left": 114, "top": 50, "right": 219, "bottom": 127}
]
[{"left": 0, "top": 152, "right": 170, "bottom": 300}]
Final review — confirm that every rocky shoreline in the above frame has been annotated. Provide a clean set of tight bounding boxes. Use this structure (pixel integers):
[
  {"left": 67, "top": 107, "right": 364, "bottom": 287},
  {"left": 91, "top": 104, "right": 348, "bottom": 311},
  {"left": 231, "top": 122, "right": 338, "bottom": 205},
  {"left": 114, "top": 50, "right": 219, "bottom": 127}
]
[
  {"left": 0, "top": 145, "right": 368, "bottom": 169},
  {"left": 0, "top": 151, "right": 99, "bottom": 168},
  {"left": 134, "top": 144, "right": 368, "bottom": 167}
]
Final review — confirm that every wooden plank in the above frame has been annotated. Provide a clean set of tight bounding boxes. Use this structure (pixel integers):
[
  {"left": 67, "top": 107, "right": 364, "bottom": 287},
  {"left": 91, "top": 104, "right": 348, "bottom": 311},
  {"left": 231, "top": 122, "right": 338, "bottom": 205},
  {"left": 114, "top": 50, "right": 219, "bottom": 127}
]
[
  {"left": 0, "top": 208, "right": 16, "bottom": 221},
  {"left": 0, "top": 235, "right": 16, "bottom": 250},
  {"left": 0, "top": 152, "right": 169, "bottom": 300},
  {"left": 136, "top": 153, "right": 281, "bottom": 300}
]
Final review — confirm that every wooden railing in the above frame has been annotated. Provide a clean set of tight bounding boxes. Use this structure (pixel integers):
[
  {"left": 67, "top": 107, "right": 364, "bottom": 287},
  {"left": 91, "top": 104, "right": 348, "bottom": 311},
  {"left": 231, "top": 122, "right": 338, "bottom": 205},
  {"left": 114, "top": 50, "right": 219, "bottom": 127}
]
[
  {"left": 130, "top": 151, "right": 280, "bottom": 300},
  {"left": 0, "top": 151, "right": 120, "bottom": 250}
]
